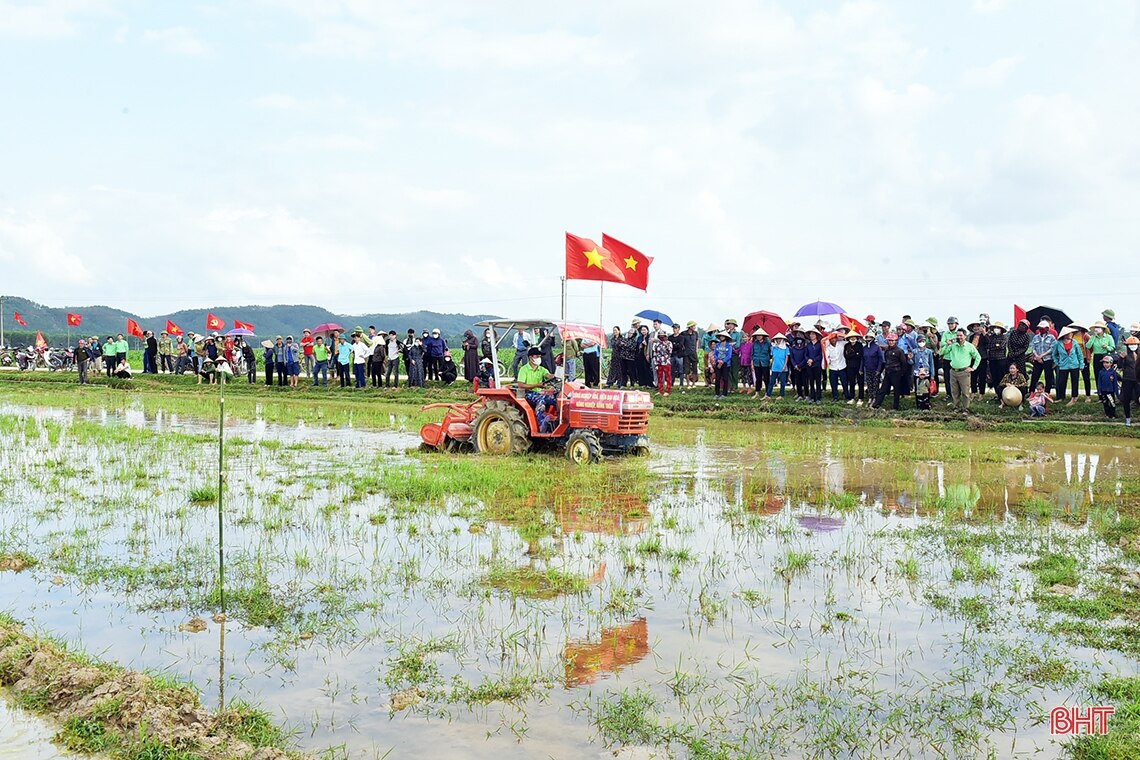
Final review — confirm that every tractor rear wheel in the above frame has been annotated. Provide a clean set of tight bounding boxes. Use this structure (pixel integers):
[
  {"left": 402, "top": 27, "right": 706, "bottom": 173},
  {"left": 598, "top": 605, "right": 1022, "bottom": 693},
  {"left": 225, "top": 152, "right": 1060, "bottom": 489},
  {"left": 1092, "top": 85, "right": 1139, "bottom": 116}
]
[
  {"left": 472, "top": 400, "right": 532, "bottom": 456},
  {"left": 565, "top": 430, "right": 603, "bottom": 464}
]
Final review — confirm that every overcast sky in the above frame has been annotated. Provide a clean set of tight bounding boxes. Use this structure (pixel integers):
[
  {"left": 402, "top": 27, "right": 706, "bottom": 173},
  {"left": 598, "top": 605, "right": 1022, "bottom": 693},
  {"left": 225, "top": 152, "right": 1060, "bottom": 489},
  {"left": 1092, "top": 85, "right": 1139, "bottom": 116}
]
[{"left": 2, "top": 1, "right": 1137, "bottom": 328}]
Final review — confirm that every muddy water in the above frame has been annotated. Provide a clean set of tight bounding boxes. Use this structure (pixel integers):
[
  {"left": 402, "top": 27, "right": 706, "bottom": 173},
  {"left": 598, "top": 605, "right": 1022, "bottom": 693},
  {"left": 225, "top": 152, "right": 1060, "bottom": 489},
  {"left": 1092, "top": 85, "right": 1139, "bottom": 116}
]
[
  {"left": 0, "top": 696, "right": 77, "bottom": 759},
  {"left": 1, "top": 401, "right": 1138, "bottom": 758}
]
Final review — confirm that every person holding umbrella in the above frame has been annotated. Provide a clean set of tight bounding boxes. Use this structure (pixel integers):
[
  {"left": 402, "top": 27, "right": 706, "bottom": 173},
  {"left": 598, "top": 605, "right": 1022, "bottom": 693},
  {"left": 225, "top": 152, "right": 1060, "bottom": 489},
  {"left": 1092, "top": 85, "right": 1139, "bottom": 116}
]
[{"left": 750, "top": 328, "right": 772, "bottom": 397}]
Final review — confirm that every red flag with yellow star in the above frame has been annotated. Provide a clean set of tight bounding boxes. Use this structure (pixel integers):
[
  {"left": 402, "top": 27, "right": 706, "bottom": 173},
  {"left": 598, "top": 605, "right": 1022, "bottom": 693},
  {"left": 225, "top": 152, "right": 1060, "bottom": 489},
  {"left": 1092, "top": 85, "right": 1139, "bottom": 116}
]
[
  {"left": 601, "top": 234, "right": 652, "bottom": 291},
  {"left": 565, "top": 233, "right": 626, "bottom": 285}
]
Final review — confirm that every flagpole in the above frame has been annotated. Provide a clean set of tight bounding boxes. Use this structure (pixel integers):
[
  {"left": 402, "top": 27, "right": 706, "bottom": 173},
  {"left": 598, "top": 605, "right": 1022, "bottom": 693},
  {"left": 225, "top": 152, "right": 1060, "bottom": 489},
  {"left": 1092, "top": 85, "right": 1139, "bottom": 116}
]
[
  {"left": 1, "top": 296, "right": 5, "bottom": 349},
  {"left": 599, "top": 282, "right": 603, "bottom": 329},
  {"left": 561, "top": 276, "right": 567, "bottom": 322}
]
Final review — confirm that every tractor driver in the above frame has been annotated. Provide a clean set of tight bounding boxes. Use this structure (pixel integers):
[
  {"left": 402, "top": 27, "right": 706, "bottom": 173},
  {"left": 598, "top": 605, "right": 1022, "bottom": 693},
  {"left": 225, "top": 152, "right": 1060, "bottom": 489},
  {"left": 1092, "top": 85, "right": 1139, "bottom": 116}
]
[{"left": 517, "top": 346, "right": 556, "bottom": 414}]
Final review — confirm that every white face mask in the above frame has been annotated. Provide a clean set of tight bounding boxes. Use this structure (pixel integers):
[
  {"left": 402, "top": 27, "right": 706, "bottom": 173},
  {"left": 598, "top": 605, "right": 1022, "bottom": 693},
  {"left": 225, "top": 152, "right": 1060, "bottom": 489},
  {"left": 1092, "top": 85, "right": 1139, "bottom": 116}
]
[
  {"left": 530, "top": 357, "right": 540, "bottom": 365},
  {"left": 1094, "top": 328, "right": 1104, "bottom": 335},
  {"left": 1130, "top": 346, "right": 1138, "bottom": 352}
]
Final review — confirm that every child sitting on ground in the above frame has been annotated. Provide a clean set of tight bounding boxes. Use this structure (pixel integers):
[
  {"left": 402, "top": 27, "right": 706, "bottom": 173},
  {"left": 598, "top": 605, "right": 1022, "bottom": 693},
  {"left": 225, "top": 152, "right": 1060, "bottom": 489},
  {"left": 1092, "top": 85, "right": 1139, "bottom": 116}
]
[
  {"left": 1028, "top": 382, "right": 1053, "bottom": 417},
  {"left": 1097, "top": 354, "right": 1121, "bottom": 419}
]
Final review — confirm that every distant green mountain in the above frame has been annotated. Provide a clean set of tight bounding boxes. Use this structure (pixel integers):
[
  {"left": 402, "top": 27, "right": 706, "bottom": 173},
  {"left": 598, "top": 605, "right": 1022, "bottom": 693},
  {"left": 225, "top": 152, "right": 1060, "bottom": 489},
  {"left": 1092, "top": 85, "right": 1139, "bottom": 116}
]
[{"left": 0, "top": 296, "right": 500, "bottom": 347}]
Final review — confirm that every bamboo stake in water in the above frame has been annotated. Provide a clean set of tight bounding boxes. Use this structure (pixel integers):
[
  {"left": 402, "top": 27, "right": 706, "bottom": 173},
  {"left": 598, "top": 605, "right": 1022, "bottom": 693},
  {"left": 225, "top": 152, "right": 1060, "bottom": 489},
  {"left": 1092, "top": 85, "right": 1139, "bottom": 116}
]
[{"left": 217, "top": 372, "right": 225, "bottom": 615}]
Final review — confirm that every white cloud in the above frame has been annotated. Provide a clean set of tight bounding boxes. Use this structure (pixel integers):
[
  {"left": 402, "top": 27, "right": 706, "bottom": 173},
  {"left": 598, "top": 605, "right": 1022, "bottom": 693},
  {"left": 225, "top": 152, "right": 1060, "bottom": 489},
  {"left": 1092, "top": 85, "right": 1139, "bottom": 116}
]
[
  {"left": 0, "top": 0, "right": 108, "bottom": 39},
  {"left": 0, "top": 209, "right": 91, "bottom": 284},
  {"left": 141, "top": 26, "right": 209, "bottom": 55},
  {"left": 973, "top": 0, "right": 1008, "bottom": 14},
  {"left": 962, "top": 55, "right": 1023, "bottom": 87}
]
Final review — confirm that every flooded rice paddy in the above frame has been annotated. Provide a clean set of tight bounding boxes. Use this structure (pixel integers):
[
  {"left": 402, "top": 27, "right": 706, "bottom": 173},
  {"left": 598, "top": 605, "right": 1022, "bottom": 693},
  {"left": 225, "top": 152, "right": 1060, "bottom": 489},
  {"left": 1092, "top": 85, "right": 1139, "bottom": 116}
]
[{"left": 0, "top": 394, "right": 1138, "bottom": 759}]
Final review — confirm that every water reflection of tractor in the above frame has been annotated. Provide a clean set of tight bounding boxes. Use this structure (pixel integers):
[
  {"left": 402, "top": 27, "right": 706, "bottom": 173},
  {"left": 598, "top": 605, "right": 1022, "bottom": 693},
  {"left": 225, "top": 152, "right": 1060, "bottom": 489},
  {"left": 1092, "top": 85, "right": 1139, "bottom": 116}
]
[
  {"left": 563, "top": 618, "right": 651, "bottom": 687},
  {"left": 419, "top": 319, "right": 653, "bottom": 463}
]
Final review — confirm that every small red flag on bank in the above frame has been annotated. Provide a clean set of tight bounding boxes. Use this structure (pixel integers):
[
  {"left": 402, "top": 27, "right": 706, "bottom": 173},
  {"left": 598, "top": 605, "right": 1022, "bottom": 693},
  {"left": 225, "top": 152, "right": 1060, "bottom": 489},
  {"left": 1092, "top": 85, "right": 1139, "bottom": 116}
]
[
  {"left": 601, "top": 234, "right": 653, "bottom": 291},
  {"left": 13, "top": 311, "right": 27, "bottom": 326},
  {"left": 34, "top": 331, "right": 47, "bottom": 349},
  {"left": 205, "top": 313, "right": 225, "bottom": 331},
  {"left": 67, "top": 313, "right": 82, "bottom": 327},
  {"left": 565, "top": 233, "right": 626, "bottom": 285},
  {"left": 126, "top": 318, "right": 145, "bottom": 339}
]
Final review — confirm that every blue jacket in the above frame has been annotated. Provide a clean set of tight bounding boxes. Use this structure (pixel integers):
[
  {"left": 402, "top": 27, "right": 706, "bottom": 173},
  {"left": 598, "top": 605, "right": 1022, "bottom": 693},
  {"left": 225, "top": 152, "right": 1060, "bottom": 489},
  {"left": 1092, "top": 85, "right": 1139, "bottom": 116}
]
[
  {"left": 790, "top": 343, "right": 807, "bottom": 368},
  {"left": 1107, "top": 321, "right": 1122, "bottom": 345},
  {"left": 712, "top": 341, "right": 733, "bottom": 364},
  {"left": 770, "top": 344, "right": 790, "bottom": 372},
  {"left": 912, "top": 347, "right": 935, "bottom": 376},
  {"left": 805, "top": 341, "right": 823, "bottom": 367},
  {"left": 1098, "top": 366, "right": 1120, "bottom": 395},
  {"left": 424, "top": 336, "right": 447, "bottom": 358},
  {"left": 751, "top": 339, "right": 772, "bottom": 367},
  {"left": 1052, "top": 340, "right": 1085, "bottom": 370},
  {"left": 862, "top": 343, "right": 883, "bottom": 374}
]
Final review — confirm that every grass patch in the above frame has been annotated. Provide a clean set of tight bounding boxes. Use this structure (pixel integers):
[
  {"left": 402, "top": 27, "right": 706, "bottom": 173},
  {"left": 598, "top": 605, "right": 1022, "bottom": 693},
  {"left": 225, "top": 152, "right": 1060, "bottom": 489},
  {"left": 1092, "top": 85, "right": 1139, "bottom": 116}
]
[{"left": 484, "top": 565, "right": 591, "bottom": 599}]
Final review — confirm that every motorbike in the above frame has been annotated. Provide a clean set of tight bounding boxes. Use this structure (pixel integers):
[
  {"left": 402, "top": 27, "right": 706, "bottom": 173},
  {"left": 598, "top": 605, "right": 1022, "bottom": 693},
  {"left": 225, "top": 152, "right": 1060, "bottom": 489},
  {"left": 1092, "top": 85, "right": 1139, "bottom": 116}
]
[{"left": 46, "top": 347, "right": 74, "bottom": 371}]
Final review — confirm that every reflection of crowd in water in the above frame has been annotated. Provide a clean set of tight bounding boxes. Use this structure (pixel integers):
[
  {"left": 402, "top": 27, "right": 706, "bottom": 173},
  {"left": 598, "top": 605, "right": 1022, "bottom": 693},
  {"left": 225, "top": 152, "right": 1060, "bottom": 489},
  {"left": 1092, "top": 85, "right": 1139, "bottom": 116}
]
[{"left": 724, "top": 447, "right": 1126, "bottom": 525}]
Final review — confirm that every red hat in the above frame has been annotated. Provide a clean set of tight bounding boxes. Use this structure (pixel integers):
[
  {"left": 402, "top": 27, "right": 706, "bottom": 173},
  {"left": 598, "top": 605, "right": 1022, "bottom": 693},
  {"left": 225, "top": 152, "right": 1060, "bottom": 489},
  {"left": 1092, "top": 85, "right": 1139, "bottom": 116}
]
[
  {"left": 886, "top": 332, "right": 898, "bottom": 340},
  {"left": 865, "top": 314, "right": 875, "bottom": 323},
  {"left": 1018, "top": 318, "right": 1030, "bottom": 327}
]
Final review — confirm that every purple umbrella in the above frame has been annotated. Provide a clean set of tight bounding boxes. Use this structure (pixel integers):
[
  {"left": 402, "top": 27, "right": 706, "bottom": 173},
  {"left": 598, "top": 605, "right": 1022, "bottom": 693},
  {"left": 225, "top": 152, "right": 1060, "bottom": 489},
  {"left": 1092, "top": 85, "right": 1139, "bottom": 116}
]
[
  {"left": 796, "top": 514, "right": 845, "bottom": 533},
  {"left": 794, "top": 300, "right": 846, "bottom": 318},
  {"left": 225, "top": 328, "right": 255, "bottom": 337}
]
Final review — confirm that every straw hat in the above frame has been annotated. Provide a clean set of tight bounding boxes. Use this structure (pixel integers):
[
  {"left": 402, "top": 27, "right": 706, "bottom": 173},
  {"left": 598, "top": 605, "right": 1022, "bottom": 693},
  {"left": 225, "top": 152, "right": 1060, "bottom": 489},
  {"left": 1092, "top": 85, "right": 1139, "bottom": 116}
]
[
  {"left": 772, "top": 332, "right": 787, "bottom": 341},
  {"left": 845, "top": 332, "right": 860, "bottom": 340},
  {"left": 1091, "top": 320, "right": 1108, "bottom": 330},
  {"left": 1125, "top": 336, "right": 1140, "bottom": 346},
  {"left": 805, "top": 327, "right": 822, "bottom": 336},
  {"left": 705, "top": 323, "right": 718, "bottom": 332},
  {"left": 990, "top": 321, "right": 1007, "bottom": 331},
  {"left": 750, "top": 327, "right": 768, "bottom": 337},
  {"left": 716, "top": 330, "right": 731, "bottom": 338},
  {"left": 261, "top": 339, "right": 273, "bottom": 349},
  {"left": 1057, "top": 326, "right": 1078, "bottom": 339}
]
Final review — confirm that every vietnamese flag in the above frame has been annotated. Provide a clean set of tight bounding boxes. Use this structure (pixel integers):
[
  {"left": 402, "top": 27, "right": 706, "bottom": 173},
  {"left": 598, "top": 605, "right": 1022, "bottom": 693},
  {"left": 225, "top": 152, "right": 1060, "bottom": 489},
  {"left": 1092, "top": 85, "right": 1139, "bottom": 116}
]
[
  {"left": 67, "top": 313, "right": 82, "bottom": 327},
  {"left": 165, "top": 320, "right": 184, "bottom": 336},
  {"left": 1014, "top": 304, "right": 1026, "bottom": 327},
  {"left": 205, "top": 313, "right": 225, "bottom": 331},
  {"left": 233, "top": 320, "right": 254, "bottom": 332},
  {"left": 13, "top": 311, "right": 27, "bottom": 326},
  {"left": 565, "top": 233, "right": 626, "bottom": 285},
  {"left": 126, "top": 318, "right": 145, "bottom": 338},
  {"left": 35, "top": 331, "right": 47, "bottom": 349},
  {"left": 840, "top": 314, "right": 867, "bottom": 336},
  {"left": 601, "top": 234, "right": 653, "bottom": 291}
]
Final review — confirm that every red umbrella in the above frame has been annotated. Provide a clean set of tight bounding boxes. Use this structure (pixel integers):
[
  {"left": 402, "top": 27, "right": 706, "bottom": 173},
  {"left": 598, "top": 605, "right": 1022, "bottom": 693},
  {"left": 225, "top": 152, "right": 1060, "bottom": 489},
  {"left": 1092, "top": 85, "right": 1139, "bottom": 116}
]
[
  {"left": 310, "top": 322, "right": 344, "bottom": 339},
  {"left": 743, "top": 310, "right": 788, "bottom": 337}
]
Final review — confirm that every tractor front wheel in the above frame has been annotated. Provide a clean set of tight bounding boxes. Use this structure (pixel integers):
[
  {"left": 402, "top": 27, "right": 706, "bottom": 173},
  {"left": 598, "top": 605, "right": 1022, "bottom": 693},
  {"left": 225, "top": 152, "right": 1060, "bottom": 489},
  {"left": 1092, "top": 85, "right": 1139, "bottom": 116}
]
[
  {"left": 565, "top": 430, "right": 603, "bottom": 464},
  {"left": 472, "top": 400, "right": 532, "bottom": 456}
]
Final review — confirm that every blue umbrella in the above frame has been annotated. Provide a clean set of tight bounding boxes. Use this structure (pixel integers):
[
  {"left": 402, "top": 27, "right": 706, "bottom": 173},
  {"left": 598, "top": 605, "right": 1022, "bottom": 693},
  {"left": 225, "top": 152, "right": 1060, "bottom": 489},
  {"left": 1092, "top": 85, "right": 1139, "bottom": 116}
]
[
  {"left": 794, "top": 300, "right": 845, "bottom": 318},
  {"left": 635, "top": 309, "right": 673, "bottom": 325}
]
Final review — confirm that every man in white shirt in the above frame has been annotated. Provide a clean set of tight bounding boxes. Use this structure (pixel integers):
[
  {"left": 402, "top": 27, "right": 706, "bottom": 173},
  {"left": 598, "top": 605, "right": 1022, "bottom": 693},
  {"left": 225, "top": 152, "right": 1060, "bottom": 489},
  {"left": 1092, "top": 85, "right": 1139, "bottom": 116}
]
[{"left": 351, "top": 334, "right": 371, "bottom": 388}]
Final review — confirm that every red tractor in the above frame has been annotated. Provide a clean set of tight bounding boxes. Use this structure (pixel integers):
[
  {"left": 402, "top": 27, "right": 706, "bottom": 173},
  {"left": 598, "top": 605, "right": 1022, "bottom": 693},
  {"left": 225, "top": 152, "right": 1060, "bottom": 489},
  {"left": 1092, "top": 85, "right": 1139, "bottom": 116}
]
[{"left": 419, "top": 319, "right": 652, "bottom": 463}]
